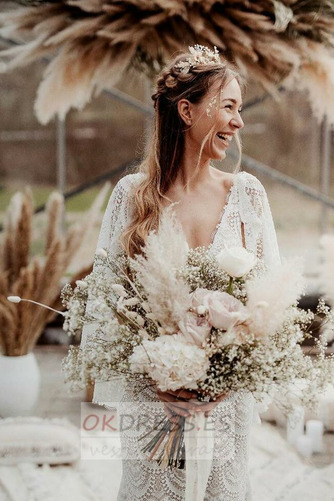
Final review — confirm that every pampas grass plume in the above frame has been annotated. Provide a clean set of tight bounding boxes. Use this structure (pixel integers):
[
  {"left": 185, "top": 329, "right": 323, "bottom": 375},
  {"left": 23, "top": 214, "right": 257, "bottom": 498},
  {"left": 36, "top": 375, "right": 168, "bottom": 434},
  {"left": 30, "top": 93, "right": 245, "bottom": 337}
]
[
  {"left": 246, "top": 257, "right": 306, "bottom": 336},
  {"left": 130, "top": 206, "right": 190, "bottom": 331},
  {"left": 1, "top": 1, "right": 334, "bottom": 122},
  {"left": 0, "top": 183, "right": 110, "bottom": 355}
]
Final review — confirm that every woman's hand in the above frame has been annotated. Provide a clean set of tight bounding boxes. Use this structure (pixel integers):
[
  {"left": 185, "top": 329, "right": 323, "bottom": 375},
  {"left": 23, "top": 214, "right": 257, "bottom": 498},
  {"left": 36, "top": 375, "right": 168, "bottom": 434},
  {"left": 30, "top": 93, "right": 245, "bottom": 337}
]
[
  {"left": 156, "top": 388, "right": 228, "bottom": 420},
  {"left": 156, "top": 388, "right": 197, "bottom": 422}
]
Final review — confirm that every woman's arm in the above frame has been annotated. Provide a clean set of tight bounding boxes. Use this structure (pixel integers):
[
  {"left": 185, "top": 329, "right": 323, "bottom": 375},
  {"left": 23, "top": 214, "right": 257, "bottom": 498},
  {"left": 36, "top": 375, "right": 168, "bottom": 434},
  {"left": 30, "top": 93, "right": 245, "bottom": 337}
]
[
  {"left": 80, "top": 177, "right": 129, "bottom": 347},
  {"left": 80, "top": 174, "right": 136, "bottom": 406},
  {"left": 238, "top": 172, "right": 281, "bottom": 267}
]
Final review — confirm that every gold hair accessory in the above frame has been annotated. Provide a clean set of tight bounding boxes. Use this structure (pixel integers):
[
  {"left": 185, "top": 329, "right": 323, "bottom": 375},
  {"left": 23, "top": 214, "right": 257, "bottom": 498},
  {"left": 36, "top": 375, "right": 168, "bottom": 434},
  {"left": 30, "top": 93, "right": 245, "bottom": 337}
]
[{"left": 175, "top": 45, "right": 220, "bottom": 74}]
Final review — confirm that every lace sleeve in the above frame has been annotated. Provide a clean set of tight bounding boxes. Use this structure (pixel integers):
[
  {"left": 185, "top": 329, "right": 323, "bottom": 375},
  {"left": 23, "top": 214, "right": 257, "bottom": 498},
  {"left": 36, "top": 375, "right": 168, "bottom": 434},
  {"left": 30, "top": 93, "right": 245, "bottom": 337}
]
[
  {"left": 238, "top": 172, "right": 281, "bottom": 421},
  {"left": 238, "top": 172, "right": 281, "bottom": 268},
  {"left": 80, "top": 173, "right": 141, "bottom": 407}
]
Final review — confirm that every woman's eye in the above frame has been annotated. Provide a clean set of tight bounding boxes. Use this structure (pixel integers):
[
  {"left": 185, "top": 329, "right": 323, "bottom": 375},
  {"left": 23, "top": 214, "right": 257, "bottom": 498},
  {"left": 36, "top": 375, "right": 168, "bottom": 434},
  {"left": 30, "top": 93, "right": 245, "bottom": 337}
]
[{"left": 225, "top": 105, "right": 233, "bottom": 109}]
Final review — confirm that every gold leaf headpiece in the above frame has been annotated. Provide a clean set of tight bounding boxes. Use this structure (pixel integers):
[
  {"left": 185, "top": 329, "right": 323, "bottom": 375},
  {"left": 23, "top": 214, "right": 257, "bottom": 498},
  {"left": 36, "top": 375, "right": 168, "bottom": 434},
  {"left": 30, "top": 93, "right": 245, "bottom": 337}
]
[{"left": 175, "top": 45, "right": 221, "bottom": 74}]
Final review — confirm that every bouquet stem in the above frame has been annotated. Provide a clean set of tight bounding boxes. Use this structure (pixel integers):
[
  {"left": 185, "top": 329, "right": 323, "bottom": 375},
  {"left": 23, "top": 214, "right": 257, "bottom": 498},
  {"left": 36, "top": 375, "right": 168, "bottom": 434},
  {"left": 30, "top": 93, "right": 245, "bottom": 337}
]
[
  {"left": 227, "top": 277, "right": 234, "bottom": 295},
  {"left": 140, "top": 415, "right": 186, "bottom": 469}
]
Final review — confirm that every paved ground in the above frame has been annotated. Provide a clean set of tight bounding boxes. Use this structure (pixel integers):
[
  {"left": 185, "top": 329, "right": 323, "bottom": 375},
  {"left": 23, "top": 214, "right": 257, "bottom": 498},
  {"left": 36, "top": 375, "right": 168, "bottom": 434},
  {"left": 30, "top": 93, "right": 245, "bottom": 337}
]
[{"left": 34, "top": 345, "right": 86, "bottom": 428}]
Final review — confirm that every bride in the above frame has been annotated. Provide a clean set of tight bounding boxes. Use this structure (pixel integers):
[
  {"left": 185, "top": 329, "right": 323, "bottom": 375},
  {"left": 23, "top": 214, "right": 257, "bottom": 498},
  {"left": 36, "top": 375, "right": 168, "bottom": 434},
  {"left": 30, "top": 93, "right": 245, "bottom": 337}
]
[{"left": 82, "top": 45, "right": 280, "bottom": 501}]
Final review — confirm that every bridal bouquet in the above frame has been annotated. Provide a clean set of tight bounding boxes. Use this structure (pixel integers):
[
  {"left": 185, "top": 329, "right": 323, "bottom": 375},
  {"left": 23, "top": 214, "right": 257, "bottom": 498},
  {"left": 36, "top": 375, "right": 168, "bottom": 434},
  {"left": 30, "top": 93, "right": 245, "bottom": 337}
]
[{"left": 61, "top": 210, "right": 334, "bottom": 470}]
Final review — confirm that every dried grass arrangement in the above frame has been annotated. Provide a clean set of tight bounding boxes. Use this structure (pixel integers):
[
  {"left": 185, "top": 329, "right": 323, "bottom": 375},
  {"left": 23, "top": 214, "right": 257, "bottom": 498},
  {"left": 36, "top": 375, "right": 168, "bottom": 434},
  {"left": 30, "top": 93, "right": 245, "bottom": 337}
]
[
  {"left": 0, "top": 183, "right": 110, "bottom": 356},
  {"left": 0, "top": 1, "right": 334, "bottom": 124}
]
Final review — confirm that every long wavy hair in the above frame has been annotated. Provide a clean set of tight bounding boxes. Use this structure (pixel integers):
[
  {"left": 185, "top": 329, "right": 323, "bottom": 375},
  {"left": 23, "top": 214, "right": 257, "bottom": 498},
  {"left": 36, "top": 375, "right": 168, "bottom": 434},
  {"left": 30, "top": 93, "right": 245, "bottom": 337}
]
[{"left": 122, "top": 50, "right": 245, "bottom": 257}]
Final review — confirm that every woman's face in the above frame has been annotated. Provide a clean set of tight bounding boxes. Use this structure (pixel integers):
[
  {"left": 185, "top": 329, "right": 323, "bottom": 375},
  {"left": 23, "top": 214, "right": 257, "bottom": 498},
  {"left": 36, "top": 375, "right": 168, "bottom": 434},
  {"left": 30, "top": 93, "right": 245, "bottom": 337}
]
[{"left": 181, "top": 77, "right": 244, "bottom": 161}]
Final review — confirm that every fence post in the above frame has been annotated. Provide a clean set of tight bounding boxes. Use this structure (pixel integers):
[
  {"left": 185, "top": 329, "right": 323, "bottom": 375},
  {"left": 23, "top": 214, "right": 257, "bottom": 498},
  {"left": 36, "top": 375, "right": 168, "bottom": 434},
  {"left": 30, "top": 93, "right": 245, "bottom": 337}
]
[
  {"left": 320, "top": 115, "right": 331, "bottom": 233},
  {"left": 56, "top": 116, "right": 66, "bottom": 233}
]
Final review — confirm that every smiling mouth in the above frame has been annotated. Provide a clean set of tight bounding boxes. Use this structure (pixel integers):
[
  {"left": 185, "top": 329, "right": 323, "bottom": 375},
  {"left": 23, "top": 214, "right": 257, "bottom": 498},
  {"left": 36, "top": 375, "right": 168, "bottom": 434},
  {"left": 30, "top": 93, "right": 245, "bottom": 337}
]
[
  {"left": 216, "top": 132, "right": 233, "bottom": 148},
  {"left": 216, "top": 132, "right": 233, "bottom": 147},
  {"left": 216, "top": 133, "right": 233, "bottom": 146}
]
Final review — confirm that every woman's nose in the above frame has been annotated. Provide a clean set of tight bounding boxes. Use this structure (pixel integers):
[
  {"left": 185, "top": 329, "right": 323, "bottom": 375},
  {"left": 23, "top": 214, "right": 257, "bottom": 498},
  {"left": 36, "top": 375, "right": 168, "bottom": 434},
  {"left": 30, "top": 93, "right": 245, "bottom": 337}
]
[{"left": 231, "top": 113, "right": 244, "bottom": 129}]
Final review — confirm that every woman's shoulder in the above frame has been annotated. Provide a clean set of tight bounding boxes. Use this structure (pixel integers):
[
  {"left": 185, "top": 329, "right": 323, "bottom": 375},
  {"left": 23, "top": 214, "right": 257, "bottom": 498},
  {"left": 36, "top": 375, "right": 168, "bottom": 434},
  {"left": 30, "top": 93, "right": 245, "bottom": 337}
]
[
  {"left": 212, "top": 168, "right": 264, "bottom": 197},
  {"left": 114, "top": 171, "right": 145, "bottom": 192},
  {"left": 104, "top": 172, "right": 145, "bottom": 222},
  {"left": 235, "top": 170, "right": 265, "bottom": 195}
]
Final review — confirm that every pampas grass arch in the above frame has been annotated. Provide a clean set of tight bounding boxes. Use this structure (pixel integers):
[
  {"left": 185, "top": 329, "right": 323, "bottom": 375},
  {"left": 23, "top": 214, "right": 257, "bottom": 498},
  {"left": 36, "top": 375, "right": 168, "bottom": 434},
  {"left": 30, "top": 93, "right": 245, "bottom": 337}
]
[{"left": 0, "top": 0, "right": 333, "bottom": 124}]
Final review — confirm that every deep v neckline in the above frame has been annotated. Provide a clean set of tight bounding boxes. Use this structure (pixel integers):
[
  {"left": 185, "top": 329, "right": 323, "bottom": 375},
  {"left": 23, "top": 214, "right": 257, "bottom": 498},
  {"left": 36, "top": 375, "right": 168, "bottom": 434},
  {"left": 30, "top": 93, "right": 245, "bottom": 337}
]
[
  {"left": 207, "top": 171, "right": 240, "bottom": 250},
  {"left": 177, "top": 171, "right": 241, "bottom": 252}
]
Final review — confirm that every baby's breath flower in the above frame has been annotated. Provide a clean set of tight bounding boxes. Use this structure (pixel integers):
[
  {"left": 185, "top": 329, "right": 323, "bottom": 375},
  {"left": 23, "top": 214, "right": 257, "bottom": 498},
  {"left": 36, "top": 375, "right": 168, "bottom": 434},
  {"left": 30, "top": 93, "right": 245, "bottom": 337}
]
[
  {"left": 75, "top": 280, "right": 88, "bottom": 289},
  {"left": 123, "top": 297, "right": 139, "bottom": 306},
  {"left": 111, "top": 283, "right": 127, "bottom": 297},
  {"left": 95, "top": 248, "right": 108, "bottom": 259},
  {"left": 61, "top": 243, "right": 334, "bottom": 418}
]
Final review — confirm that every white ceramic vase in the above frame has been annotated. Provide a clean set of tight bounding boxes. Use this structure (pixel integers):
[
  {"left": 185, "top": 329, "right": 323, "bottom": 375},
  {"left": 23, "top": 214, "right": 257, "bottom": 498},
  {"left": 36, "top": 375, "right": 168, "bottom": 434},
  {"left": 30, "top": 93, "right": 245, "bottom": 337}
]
[{"left": 0, "top": 352, "right": 41, "bottom": 417}]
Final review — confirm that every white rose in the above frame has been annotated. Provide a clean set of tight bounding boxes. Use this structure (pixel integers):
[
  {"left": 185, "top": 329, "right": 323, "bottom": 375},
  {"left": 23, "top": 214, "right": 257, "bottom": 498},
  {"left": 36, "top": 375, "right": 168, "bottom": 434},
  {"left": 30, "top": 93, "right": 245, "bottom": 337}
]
[{"left": 215, "top": 247, "right": 257, "bottom": 277}]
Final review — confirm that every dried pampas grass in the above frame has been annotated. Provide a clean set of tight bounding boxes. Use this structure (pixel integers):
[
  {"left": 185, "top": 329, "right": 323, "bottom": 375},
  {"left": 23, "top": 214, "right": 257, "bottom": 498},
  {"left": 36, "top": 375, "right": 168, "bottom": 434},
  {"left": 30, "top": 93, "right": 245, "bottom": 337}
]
[
  {"left": 67, "top": 181, "right": 111, "bottom": 273},
  {"left": 0, "top": 1, "right": 334, "bottom": 123},
  {"left": 0, "top": 183, "right": 110, "bottom": 356},
  {"left": 246, "top": 257, "right": 306, "bottom": 337},
  {"left": 129, "top": 206, "right": 190, "bottom": 332},
  {"left": 285, "top": 41, "right": 334, "bottom": 125}
]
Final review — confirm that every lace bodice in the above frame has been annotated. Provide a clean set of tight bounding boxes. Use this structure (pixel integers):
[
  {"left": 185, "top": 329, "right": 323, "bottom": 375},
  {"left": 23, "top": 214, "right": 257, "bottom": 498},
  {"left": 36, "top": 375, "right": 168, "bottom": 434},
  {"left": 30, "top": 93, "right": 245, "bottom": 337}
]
[
  {"left": 83, "top": 169, "right": 279, "bottom": 267},
  {"left": 80, "top": 169, "right": 281, "bottom": 501}
]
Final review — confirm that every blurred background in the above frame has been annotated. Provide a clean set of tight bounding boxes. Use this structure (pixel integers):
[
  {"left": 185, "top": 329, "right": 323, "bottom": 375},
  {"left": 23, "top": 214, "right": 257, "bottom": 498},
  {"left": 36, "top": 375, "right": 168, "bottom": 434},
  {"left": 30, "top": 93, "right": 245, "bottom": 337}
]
[
  {"left": 1, "top": 51, "right": 333, "bottom": 284},
  {"left": 0, "top": 1, "right": 334, "bottom": 500}
]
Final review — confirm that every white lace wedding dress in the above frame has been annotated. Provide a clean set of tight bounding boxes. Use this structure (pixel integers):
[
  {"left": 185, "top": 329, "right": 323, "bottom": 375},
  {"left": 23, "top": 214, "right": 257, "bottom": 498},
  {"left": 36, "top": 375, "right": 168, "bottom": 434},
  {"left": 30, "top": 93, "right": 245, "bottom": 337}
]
[{"left": 81, "top": 170, "right": 281, "bottom": 501}]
